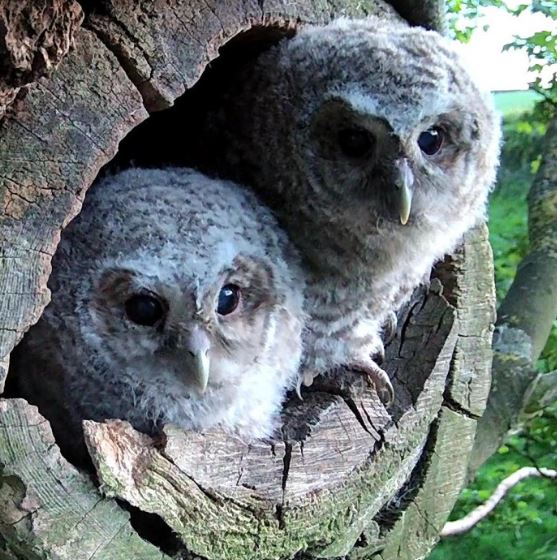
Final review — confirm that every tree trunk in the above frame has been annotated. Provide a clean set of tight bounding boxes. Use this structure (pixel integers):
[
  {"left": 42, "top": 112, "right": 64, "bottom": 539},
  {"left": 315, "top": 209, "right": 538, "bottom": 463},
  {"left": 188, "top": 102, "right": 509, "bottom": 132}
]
[
  {"left": 0, "top": 2, "right": 497, "bottom": 559},
  {"left": 468, "top": 111, "right": 557, "bottom": 476}
]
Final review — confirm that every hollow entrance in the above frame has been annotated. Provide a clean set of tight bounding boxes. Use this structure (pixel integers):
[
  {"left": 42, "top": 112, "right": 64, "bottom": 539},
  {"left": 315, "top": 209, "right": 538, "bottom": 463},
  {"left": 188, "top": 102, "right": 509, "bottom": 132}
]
[
  {"left": 5, "top": 15, "right": 440, "bottom": 490},
  {"left": 0, "top": 12, "right": 474, "bottom": 560},
  {"left": 106, "top": 25, "right": 295, "bottom": 174}
]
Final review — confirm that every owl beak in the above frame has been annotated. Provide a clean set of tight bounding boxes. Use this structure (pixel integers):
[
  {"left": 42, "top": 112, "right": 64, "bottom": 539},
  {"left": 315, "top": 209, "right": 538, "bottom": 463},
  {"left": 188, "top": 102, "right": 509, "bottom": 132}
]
[
  {"left": 394, "top": 158, "right": 414, "bottom": 225},
  {"left": 186, "top": 326, "right": 211, "bottom": 393}
]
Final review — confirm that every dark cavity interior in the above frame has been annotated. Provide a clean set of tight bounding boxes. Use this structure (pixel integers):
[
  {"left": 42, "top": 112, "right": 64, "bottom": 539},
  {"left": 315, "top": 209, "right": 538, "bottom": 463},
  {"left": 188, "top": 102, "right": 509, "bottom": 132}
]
[{"left": 105, "top": 25, "right": 294, "bottom": 175}]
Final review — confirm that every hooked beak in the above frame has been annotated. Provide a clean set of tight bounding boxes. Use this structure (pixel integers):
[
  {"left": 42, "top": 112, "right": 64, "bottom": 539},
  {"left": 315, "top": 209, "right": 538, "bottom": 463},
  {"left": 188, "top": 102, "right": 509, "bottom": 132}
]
[
  {"left": 394, "top": 158, "right": 414, "bottom": 225},
  {"left": 186, "top": 326, "right": 211, "bottom": 393}
]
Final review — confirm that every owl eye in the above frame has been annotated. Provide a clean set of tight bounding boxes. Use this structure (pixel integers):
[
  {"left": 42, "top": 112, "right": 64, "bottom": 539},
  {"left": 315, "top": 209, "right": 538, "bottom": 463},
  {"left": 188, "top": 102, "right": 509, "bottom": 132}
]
[
  {"left": 125, "top": 294, "right": 165, "bottom": 326},
  {"left": 337, "top": 127, "right": 375, "bottom": 158},
  {"left": 418, "top": 127, "right": 444, "bottom": 155},
  {"left": 217, "top": 284, "right": 241, "bottom": 316}
]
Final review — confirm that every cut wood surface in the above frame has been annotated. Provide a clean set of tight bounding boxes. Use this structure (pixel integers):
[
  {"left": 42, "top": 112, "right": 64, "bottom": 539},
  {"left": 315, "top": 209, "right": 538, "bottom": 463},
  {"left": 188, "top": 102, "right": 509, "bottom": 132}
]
[{"left": 0, "top": 1, "right": 497, "bottom": 559}]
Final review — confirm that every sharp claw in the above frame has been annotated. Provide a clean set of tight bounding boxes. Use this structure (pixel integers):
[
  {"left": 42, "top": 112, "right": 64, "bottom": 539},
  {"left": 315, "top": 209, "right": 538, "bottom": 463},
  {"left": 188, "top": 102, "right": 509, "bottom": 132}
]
[
  {"left": 350, "top": 362, "right": 395, "bottom": 406},
  {"left": 370, "top": 368, "right": 394, "bottom": 406}
]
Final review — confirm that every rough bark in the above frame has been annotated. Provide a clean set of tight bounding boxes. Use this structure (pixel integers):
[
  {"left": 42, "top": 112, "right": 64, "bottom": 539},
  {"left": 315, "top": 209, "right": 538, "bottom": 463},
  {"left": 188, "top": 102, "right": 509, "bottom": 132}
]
[
  {"left": 0, "top": 1, "right": 498, "bottom": 559},
  {"left": 0, "top": 399, "right": 169, "bottom": 559},
  {"left": 84, "top": 0, "right": 401, "bottom": 113},
  {"left": 0, "top": 25, "right": 148, "bottom": 393},
  {"left": 0, "top": 0, "right": 83, "bottom": 117},
  {"left": 469, "top": 112, "right": 557, "bottom": 475}
]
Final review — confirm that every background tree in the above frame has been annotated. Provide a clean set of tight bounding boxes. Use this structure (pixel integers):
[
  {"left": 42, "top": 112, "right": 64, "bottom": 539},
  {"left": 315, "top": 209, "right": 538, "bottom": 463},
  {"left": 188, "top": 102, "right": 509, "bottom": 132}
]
[{"left": 432, "top": 2, "right": 557, "bottom": 557}]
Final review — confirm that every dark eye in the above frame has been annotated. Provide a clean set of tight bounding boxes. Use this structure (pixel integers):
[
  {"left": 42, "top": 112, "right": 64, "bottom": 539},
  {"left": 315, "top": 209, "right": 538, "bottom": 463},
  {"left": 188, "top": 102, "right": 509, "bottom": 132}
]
[
  {"left": 418, "top": 127, "right": 444, "bottom": 155},
  {"left": 125, "top": 294, "right": 165, "bottom": 326},
  {"left": 337, "top": 127, "right": 375, "bottom": 158},
  {"left": 217, "top": 284, "right": 241, "bottom": 316}
]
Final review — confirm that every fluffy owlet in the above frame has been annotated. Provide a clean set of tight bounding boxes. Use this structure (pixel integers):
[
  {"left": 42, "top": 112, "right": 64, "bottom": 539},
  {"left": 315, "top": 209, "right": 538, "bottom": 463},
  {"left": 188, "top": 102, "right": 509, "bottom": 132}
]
[
  {"left": 194, "top": 17, "right": 501, "bottom": 400},
  {"left": 11, "top": 168, "right": 304, "bottom": 461}
]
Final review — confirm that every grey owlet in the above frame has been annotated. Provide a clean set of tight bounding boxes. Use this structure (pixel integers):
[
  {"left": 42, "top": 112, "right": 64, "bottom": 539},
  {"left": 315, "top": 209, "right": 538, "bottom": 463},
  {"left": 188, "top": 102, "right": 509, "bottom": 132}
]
[
  {"left": 194, "top": 17, "right": 501, "bottom": 400},
  {"left": 11, "top": 168, "right": 305, "bottom": 461}
]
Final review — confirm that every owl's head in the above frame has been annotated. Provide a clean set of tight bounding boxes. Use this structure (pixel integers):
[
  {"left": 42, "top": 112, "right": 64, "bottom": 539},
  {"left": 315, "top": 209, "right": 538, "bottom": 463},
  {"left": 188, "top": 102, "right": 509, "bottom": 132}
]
[
  {"left": 86, "top": 251, "right": 290, "bottom": 394},
  {"left": 221, "top": 18, "right": 500, "bottom": 266},
  {"left": 50, "top": 168, "right": 303, "bottom": 420}
]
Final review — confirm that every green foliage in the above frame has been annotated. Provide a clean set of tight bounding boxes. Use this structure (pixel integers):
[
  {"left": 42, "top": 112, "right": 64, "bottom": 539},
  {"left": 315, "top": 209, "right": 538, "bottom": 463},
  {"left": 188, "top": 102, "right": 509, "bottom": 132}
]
[
  {"left": 489, "top": 105, "right": 545, "bottom": 300},
  {"left": 446, "top": 0, "right": 506, "bottom": 42},
  {"left": 429, "top": 98, "right": 557, "bottom": 560},
  {"left": 430, "top": 437, "right": 557, "bottom": 560},
  {"left": 504, "top": 1, "right": 557, "bottom": 108},
  {"left": 538, "top": 322, "right": 557, "bottom": 373},
  {"left": 432, "top": 3, "right": 557, "bottom": 559},
  {"left": 489, "top": 185, "right": 528, "bottom": 301},
  {"left": 494, "top": 90, "right": 544, "bottom": 116}
]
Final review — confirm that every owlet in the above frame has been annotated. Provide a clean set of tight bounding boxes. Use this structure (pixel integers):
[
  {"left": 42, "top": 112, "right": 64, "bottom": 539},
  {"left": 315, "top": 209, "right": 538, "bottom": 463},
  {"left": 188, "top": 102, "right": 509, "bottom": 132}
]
[
  {"left": 194, "top": 17, "right": 501, "bottom": 400},
  {"left": 11, "top": 168, "right": 305, "bottom": 461}
]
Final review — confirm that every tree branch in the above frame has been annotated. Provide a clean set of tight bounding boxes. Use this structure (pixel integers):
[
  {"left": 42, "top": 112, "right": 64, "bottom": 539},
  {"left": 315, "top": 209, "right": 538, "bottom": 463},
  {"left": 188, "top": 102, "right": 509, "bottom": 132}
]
[
  {"left": 522, "top": 370, "right": 557, "bottom": 415},
  {"left": 441, "top": 467, "right": 557, "bottom": 537},
  {"left": 499, "top": 114, "right": 557, "bottom": 359},
  {"left": 470, "top": 112, "right": 557, "bottom": 474}
]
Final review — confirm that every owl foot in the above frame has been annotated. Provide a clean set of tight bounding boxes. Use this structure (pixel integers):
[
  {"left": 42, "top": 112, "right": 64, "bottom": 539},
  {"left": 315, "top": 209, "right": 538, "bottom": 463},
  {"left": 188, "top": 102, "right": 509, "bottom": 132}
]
[{"left": 351, "top": 361, "right": 394, "bottom": 406}]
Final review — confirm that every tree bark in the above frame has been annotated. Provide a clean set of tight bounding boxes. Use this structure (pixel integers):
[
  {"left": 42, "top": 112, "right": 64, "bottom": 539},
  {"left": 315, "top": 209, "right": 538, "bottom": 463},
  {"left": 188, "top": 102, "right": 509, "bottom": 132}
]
[
  {"left": 0, "top": 0, "right": 83, "bottom": 118},
  {"left": 0, "top": 1, "right": 500, "bottom": 559}
]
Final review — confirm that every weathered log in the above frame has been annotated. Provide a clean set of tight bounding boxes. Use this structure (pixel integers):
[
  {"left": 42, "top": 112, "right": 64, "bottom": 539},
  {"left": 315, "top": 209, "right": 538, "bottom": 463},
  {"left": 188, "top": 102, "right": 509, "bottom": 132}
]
[
  {"left": 0, "top": 399, "right": 168, "bottom": 559},
  {"left": 0, "top": 1, "right": 496, "bottom": 559}
]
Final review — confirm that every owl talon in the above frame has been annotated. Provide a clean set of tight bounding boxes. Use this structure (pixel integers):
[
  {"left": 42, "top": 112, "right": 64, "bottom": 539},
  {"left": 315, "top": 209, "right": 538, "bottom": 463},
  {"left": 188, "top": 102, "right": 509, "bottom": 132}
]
[{"left": 351, "top": 362, "right": 394, "bottom": 406}]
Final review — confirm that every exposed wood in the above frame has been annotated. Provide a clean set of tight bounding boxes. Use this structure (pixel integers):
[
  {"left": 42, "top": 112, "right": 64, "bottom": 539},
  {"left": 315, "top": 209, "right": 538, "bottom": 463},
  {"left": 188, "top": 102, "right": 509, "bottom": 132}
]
[
  {"left": 356, "top": 408, "right": 477, "bottom": 560},
  {"left": 434, "top": 225, "right": 495, "bottom": 418},
  {"left": 349, "top": 226, "right": 496, "bottom": 560},
  {"left": 0, "top": 27, "right": 148, "bottom": 391},
  {"left": 0, "top": 399, "right": 169, "bottom": 559},
  {"left": 84, "top": 0, "right": 401, "bottom": 112}
]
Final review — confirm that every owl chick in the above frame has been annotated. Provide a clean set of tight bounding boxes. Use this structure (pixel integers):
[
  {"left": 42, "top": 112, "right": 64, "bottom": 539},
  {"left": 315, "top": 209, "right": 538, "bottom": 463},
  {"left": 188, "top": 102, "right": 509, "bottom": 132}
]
[
  {"left": 11, "top": 168, "right": 304, "bottom": 461},
  {"left": 195, "top": 17, "right": 500, "bottom": 399}
]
